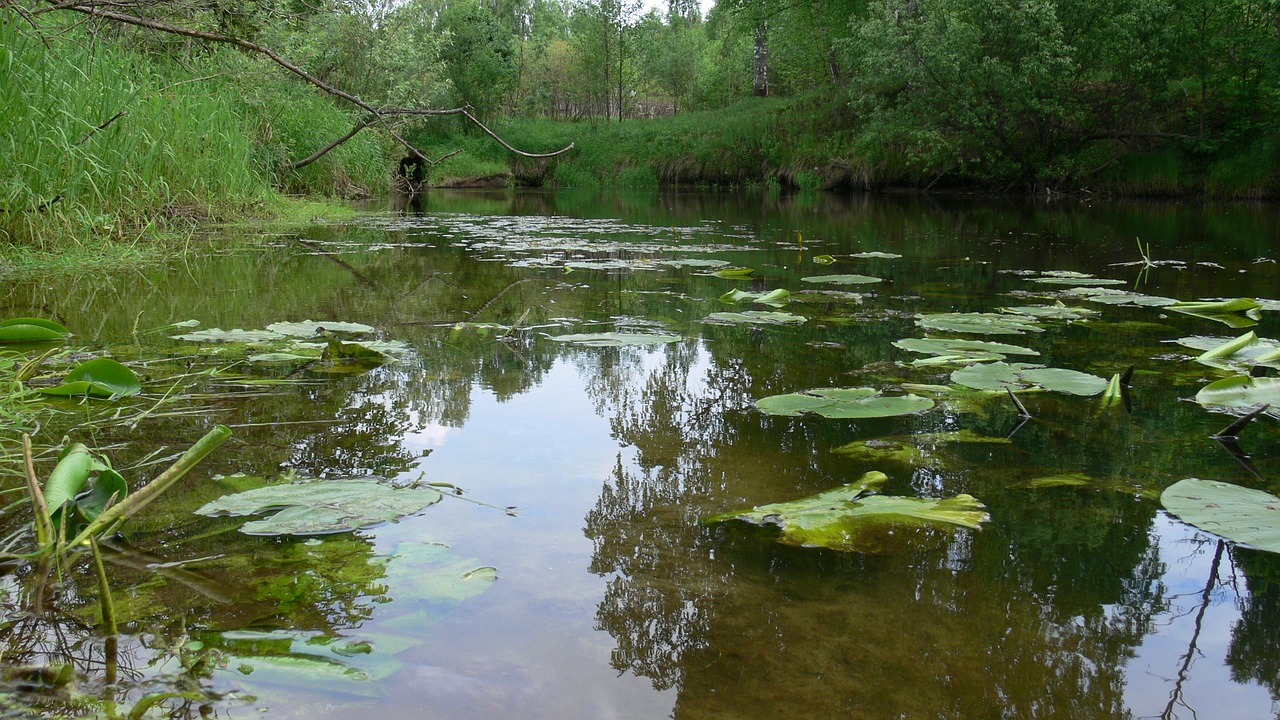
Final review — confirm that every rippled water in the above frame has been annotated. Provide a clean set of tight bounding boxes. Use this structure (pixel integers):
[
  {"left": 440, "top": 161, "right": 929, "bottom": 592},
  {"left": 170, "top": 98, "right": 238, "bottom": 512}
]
[{"left": 1, "top": 190, "right": 1278, "bottom": 719}]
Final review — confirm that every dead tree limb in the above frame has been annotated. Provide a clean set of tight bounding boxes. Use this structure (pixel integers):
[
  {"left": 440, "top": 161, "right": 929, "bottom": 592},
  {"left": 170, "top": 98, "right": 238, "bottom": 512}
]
[
  {"left": 74, "top": 110, "right": 126, "bottom": 145},
  {"left": 289, "top": 113, "right": 380, "bottom": 169},
  {"left": 40, "top": 2, "right": 575, "bottom": 165}
]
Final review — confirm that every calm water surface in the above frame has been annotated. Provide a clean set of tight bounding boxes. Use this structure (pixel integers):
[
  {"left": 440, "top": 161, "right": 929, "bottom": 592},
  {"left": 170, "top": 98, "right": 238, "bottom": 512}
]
[{"left": 2, "top": 191, "right": 1279, "bottom": 719}]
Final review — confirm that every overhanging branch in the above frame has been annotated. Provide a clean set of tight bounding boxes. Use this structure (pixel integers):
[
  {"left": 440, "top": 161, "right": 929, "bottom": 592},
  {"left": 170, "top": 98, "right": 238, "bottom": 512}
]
[{"left": 40, "top": 2, "right": 575, "bottom": 167}]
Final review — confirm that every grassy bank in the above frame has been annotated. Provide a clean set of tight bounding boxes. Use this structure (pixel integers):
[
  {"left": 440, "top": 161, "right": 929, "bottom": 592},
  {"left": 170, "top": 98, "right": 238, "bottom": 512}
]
[{"left": 0, "top": 17, "right": 388, "bottom": 259}]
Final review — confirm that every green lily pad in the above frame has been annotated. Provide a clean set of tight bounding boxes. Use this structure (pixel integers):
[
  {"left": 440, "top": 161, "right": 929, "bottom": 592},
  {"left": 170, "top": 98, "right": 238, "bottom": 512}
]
[
  {"left": 704, "top": 311, "right": 807, "bottom": 326},
  {"left": 1171, "top": 298, "right": 1263, "bottom": 314},
  {"left": 40, "top": 358, "right": 142, "bottom": 398},
  {"left": 548, "top": 332, "right": 682, "bottom": 346},
  {"left": 0, "top": 317, "right": 70, "bottom": 342},
  {"left": 950, "top": 362, "right": 1108, "bottom": 395},
  {"left": 1195, "top": 376, "right": 1280, "bottom": 417},
  {"left": 706, "top": 471, "right": 988, "bottom": 551},
  {"left": 893, "top": 337, "right": 1040, "bottom": 364},
  {"left": 1175, "top": 334, "right": 1280, "bottom": 371},
  {"left": 1031, "top": 277, "right": 1127, "bottom": 286},
  {"left": 800, "top": 274, "right": 883, "bottom": 286},
  {"left": 812, "top": 254, "right": 836, "bottom": 264},
  {"left": 196, "top": 479, "right": 444, "bottom": 536},
  {"left": 1079, "top": 291, "right": 1178, "bottom": 307},
  {"left": 756, "top": 387, "right": 935, "bottom": 418},
  {"left": 1025, "top": 473, "right": 1093, "bottom": 488},
  {"left": 656, "top": 259, "right": 730, "bottom": 269},
  {"left": 265, "top": 321, "right": 377, "bottom": 337},
  {"left": 172, "top": 328, "right": 287, "bottom": 343},
  {"left": 1000, "top": 304, "right": 1098, "bottom": 321},
  {"left": 248, "top": 352, "right": 320, "bottom": 363},
  {"left": 831, "top": 439, "right": 924, "bottom": 464},
  {"left": 711, "top": 267, "right": 755, "bottom": 279},
  {"left": 916, "top": 313, "right": 1044, "bottom": 336},
  {"left": 718, "top": 288, "right": 791, "bottom": 305},
  {"left": 849, "top": 251, "right": 901, "bottom": 259},
  {"left": 1162, "top": 479, "right": 1280, "bottom": 553}
]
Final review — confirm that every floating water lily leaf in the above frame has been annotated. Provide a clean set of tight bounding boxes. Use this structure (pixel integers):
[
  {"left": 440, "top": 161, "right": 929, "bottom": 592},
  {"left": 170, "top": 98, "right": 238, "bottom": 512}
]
[
  {"left": 893, "top": 337, "right": 1040, "bottom": 362},
  {"left": 718, "top": 288, "right": 791, "bottom": 305},
  {"left": 812, "top": 254, "right": 836, "bottom": 264},
  {"left": 1031, "top": 277, "right": 1127, "bottom": 286},
  {"left": 0, "top": 317, "right": 70, "bottom": 343},
  {"left": 172, "top": 328, "right": 287, "bottom": 343},
  {"left": 706, "top": 471, "right": 988, "bottom": 551},
  {"left": 548, "top": 332, "right": 681, "bottom": 346},
  {"left": 712, "top": 267, "right": 755, "bottom": 279},
  {"left": 756, "top": 387, "right": 934, "bottom": 418},
  {"left": 265, "top": 321, "right": 377, "bottom": 337},
  {"left": 831, "top": 439, "right": 924, "bottom": 464},
  {"left": 704, "top": 311, "right": 807, "bottom": 326},
  {"left": 656, "top": 259, "right": 730, "bottom": 269},
  {"left": 801, "top": 274, "right": 883, "bottom": 286},
  {"left": 1170, "top": 298, "right": 1264, "bottom": 328},
  {"left": 1195, "top": 376, "right": 1280, "bottom": 417},
  {"left": 1175, "top": 334, "right": 1280, "bottom": 371},
  {"left": 850, "top": 251, "right": 902, "bottom": 259},
  {"left": 40, "top": 358, "right": 142, "bottom": 398},
  {"left": 950, "top": 362, "right": 1108, "bottom": 395},
  {"left": 1162, "top": 479, "right": 1280, "bottom": 553},
  {"left": 248, "top": 352, "right": 319, "bottom": 363},
  {"left": 1079, "top": 291, "right": 1178, "bottom": 307},
  {"left": 1025, "top": 473, "right": 1093, "bottom": 489},
  {"left": 1001, "top": 304, "right": 1098, "bottom": 321},
  {"left": 916, "top": 313, "right": 1044, "bottom": 336},
  {"left": 196, "top": 479, "right": 443, "bottom": 536}
]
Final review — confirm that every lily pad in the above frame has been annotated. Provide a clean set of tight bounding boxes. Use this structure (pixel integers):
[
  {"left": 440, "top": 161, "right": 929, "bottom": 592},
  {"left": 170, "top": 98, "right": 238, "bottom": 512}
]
[
  {"left": 265, "top": 321, "right": 377, "bottom": 337},
  {"left": 915, "top": 313, "right": 1044, "bottom": 336},
  {"left": 1079, "top": 291, "right": 1178, "bottom": 307},
  {"left": 893, "top": 337, "right": 1040, "bottom": 363},
  {"left": 39, "top": 358, "right": 142, "bottom": 398},
  {"left": 706, "top": 471, "right": 988, "bottom": 551},
  {"left": 1000, "top": 304, "right": 1098, "bottom": 321},
  {"left": 718, "top": 288, "right": 791, "bottom": 305},
  {"left": 1194, "top": 376, "right": 1280, "bottom": 417},
  {"left": 1162, "top": 479, "right": 1280, "bottom": 553},
  {"left": 756, "top": 387, "right": 935, "bottom": 418},
  {"left": 196, "top": 479, "right": 444, "bottom": 536},
  {"left": 950, "top": 362, "right": 1108, "bottom": 396},
  {"left": 812, "top": 254, "right": 836, "bottom": 264},
  {"left": 801, "top": 274, "right": 883, "bottom": 286},
  {"left": 0, "top": 317, "right": 70, "bottom": 343},
  {"left": 1031, "top": 277, "right": 1127, "bottom": 286},
  {"left": 172, "top": 328, "right": 287, "bottom": 343},
  {"left": 704, "top": 311, "right": 807, "bottom": 326},
  {"left": 850, "top": 251, "right": 902, "bottom": 259},
  {"left": 548, "top": 332, "right": 682, "bottom": 346},
  {"left": 711, "top": 267, "right": 755, "bottom": 279},
  {"left": 655, "top": 259, "right": 730, "bottom": 269},
  {"left": 1169, "top": 298, "right": 1264, "bottom": 328},
  {"left": 1175, "top": 333, "right": 1280, "bottom": 371}
]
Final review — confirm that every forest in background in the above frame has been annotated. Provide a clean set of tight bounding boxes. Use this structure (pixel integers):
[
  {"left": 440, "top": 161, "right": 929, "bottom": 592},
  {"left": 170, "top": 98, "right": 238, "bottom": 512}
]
[{"left": 3, "top": 0, "right": 1280, "bottom": 251}]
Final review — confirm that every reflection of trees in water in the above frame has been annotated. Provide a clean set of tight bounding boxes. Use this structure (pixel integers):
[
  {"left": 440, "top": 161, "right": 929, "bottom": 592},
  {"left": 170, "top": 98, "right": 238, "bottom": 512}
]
[
  {"left": 1227, "top": 547, "right": 1280, "bottom": 700},
  {"left": 576, "top": 325, "right": 1168, "bottom": 717}
]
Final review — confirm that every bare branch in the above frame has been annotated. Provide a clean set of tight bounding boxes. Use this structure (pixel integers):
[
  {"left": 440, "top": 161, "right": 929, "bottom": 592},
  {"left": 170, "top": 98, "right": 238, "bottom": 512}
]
[
  {"left": 74, "top": 110, "right": 126, "bottom": 145},
  {"left": 41, "top": 2, "right": 576, "bottom": 165}
]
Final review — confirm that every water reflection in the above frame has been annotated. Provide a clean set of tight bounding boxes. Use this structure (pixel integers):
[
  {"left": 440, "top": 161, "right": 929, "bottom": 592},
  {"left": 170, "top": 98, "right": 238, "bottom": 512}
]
[{"left": 0, "top": 190, "right": 1278, "bottom": 718}]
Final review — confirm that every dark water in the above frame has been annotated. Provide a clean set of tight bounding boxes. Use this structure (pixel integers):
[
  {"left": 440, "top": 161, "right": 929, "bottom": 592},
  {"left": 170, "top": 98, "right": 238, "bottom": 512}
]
[{"left": 2, "top": 190, "right": 1279, "bottom": 719}]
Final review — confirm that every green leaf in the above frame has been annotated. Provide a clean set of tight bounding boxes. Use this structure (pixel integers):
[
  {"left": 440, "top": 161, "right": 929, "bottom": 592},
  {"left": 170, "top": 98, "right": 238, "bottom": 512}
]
[
  {"left": 800, "top": 274, "right": 883, "bottom": 285},
  {"left": 711, "top": 267, "right": 755, "bottom": 279},
  {"left": 718, "top": 288, "right": 791, "bottom": 306},
  {"left": 1170, "top": 298, "right": 1263, "bottom": 314},
  {"left": 915, "top": 313, "right": 1044, "bottom": 336},
  {"left": 849, "top": 251, "right": 901, "bottom": 259},
  {"left": 171, "top": 328, "right": 287, "bottom": 343},
  {"left": 1162, "top": 479, "right": 1280, "bottom": 553},
  {"left": 1000, "top": 304, "right": 1098, "bottom": 321},
  {"left": 1031, "top": 277, "right": 1127, "bottom": 286},
  {"left": 706, "top": 471, "right": 988, "bottom": 551},
  {"left": 0, "top": 317, "right": 70, "bottom": 342},
  {"left": 75, "top": 468, "right": 127, "bottom": 523},
  {"left": 1195, "top": 376, "right": 1280, "bottom": 417},
  {"left": 704, "top": 311, "right": 807, "bottom": 326},
  {"left": 265, "top": 321, "right": 377, "bottom": 337},
  {"left": 548, "top": 332, "right": 682, "bottom": 346},
  {"left": 196, "top": 479, "right": 445, "bottom": 536},
  {"left": 893, "top": 337, "right": 1040, "bottom": 361},
  {"left": 40, "top": 358, "right": 142, "bottom": 398},
  {"left": 755, "top": 387, "right": 935, "bottom": 418},
  {"left": 44, "top": 444, "right": 100, "bottom": 513},
  {"left": 950, "top": 362, "right": 1108, "bottom": 395},
  {"left": 812, "top": 254, "right": 837, "bottom": 264}
]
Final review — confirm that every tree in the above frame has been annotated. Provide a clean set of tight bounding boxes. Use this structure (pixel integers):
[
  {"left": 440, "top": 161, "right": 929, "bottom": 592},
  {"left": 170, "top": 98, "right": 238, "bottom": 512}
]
[{"left": 441, "top": 1, "right": 519, "bottom": 120}]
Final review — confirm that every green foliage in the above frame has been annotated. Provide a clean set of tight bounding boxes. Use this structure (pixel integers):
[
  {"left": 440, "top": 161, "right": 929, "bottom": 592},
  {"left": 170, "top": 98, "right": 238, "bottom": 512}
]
[{"left": 441, "top": 2, "right": 519, "bottom": 120}]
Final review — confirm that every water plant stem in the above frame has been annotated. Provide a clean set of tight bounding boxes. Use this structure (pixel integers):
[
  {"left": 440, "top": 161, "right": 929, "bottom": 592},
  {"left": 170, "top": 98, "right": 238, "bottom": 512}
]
[{"left": 67, "top": 425, "right": 232, "bottom": 547}]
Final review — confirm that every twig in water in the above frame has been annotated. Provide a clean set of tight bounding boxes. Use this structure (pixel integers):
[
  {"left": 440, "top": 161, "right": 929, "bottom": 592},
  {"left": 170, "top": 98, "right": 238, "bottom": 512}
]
[
  {"left": 1211, "top": 404, "right": 1271, "bottom": 440},
  {"left": 1006, "top": 387, "right": 1032, "bottom": 418}
]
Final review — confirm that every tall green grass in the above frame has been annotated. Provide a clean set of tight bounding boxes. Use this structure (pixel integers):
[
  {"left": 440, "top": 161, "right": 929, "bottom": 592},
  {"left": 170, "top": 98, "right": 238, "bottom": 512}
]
[{"left": 0, "top": 18, "right": 391, "bottom": 254}]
